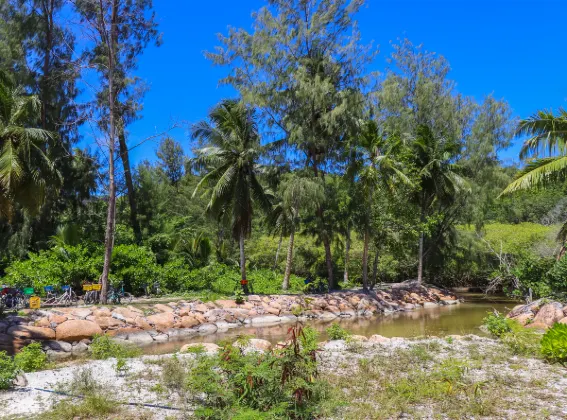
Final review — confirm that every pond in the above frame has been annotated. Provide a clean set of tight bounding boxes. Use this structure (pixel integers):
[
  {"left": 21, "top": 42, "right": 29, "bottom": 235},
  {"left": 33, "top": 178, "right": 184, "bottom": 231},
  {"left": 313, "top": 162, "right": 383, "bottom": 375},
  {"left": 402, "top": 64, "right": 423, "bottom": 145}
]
[{"left": 143, "top": 293, "right": 518, "bottom": 355}]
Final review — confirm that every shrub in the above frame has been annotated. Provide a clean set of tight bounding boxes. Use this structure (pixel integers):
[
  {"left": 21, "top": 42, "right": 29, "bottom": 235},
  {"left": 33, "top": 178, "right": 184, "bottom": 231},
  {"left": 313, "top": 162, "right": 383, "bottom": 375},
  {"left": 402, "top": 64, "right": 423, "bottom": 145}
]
[
  {"left": 482, "top": 312, "right": 513, "bottom": 338},
  {"left": 89, "top": 334, "right": 140, "bottom": 360},
  {"left": 0, "top": 351, "right": 17, "bottom": 389},
  {"left": 541, "top": 323, "right": 567, "bottom": 364},
  {"left": 183, "top": 325, "right": 327, "bottom": 419},
  {"left": 111, "top": 244, "right": 161, "bottom": 293},
  {"left": 326, "top": 323, "right": 350, "bottom": 340},
  {"left": 14, "top": 343, "right": 48, "bottom": 372}
]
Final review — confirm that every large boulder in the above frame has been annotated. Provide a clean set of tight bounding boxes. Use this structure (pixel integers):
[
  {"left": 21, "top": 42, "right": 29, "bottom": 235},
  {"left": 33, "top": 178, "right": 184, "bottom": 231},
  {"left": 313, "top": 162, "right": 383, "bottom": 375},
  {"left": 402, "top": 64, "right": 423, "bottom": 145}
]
[
  {"left": 235, "top": 338, "right": 272, "bottom": 353},
  {"left": 55, "top": 320, "right": 103, "bottom": 342},
  {"left": 154, "top": 304, "right": 174, "bottom": 313},
  {"left": 368, "top": 334, "right": 391, "bottom": 344},
  {"left": 146, "top": 312, "right": 176, "bottom": 332},
  {"left": 532, "top": 302, "right": 564, "bottom": 327},
  {"left": 7, "top": 325, "right": 55, "bottom": 340},
  {"left": 177, "top": 316, "right": 199, "bottom": 329},
  {"left": 180, "top": 342, "right": 220, "bottom": 354},
  {"left": 511, "top": 312, "right": 534, "bottom": 326}
]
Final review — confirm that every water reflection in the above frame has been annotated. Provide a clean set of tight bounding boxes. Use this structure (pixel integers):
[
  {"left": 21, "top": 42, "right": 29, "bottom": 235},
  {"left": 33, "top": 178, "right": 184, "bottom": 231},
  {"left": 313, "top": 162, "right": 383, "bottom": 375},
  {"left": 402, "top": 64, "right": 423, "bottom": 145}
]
[{"left": 143, "top": 298, "right": 515, "bottom": 356}]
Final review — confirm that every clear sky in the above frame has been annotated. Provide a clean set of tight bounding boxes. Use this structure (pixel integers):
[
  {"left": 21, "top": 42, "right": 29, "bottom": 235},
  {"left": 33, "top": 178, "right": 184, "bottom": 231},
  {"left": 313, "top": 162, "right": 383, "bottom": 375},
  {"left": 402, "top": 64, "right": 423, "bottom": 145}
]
[{"left": 107, "top": 0, "right": 567, "bottom": 167}]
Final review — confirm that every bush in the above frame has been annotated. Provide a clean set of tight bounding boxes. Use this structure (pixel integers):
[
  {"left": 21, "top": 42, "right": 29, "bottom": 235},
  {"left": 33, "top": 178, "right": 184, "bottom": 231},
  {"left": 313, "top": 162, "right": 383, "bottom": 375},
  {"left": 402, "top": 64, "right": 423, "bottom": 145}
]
[
  {"left": 14, "top": 343, "right": 48, "bottom": 372},
  {"left": 0, "top": 351, "right": 18, "bottom": 389},
  {"left": 89, "top": 334, "right": 140, "bottom": 360},
  {"left": 482, "top": 312, "right": 513, "bottom": 338},
  {"left": 111, "top": 244, "right": 161, "bottom": 293},
  {"left": 183, "top": 325, "right": 327, "bottom": 419},
  {"left": 541, "top": 323, "right": 567, "bottom": 365},
  {"left": 326, "top": 323, "right": 350, "bottom": 340}
]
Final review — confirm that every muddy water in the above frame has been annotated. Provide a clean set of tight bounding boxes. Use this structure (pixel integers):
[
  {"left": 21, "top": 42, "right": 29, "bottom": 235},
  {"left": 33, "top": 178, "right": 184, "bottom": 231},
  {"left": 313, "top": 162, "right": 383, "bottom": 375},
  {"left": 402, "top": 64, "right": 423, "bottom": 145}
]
[{"left": 143, "top": 294, "right": 517, "bottom": 355}]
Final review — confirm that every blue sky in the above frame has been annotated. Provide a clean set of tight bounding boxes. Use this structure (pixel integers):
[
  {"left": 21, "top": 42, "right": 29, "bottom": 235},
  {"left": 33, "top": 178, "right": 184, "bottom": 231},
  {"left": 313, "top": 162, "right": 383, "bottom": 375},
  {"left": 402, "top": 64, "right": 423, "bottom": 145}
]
[{"left": 106, "top": 0, "right": 567, "bottom": 167}]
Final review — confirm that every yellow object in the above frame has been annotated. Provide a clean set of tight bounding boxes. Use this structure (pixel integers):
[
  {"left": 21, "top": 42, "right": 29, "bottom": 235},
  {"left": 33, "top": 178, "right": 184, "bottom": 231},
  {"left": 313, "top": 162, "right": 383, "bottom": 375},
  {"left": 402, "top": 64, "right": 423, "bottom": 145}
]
[
  {"left": 29, "top": 296, "right": 41, "bottom": 309},
  {"left": 82, "top": 284, "right": 93, "bottom": 291},
  {"left": 91, "top": 284, "right": 102, "bottom": 291}
]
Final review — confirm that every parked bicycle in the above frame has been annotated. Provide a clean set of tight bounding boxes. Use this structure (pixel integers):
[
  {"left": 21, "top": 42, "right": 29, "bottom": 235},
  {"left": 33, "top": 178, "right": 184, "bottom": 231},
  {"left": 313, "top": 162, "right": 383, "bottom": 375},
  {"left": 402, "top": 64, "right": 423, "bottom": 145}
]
[
  {"left": 43, "top": 285, "right": 78, "bottom": 306},
  {"left": 142, "top": 281, "right": 162, "bottom": 298},
  {"left": 82, "top": 283, "right": 102, "bottom": 304},
  {"left": 107, "top": 282, "right": 133, "bottom": 305},
  {"left": 0, "top": 287, "right": 25, "bottom": 310}
]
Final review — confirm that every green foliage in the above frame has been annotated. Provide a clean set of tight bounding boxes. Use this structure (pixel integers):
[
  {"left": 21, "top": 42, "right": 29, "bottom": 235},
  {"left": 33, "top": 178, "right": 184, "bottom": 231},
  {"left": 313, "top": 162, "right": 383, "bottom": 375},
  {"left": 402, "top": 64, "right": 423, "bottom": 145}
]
[
  {"left": 234, "top": 288, "right": 245, "bottom": 304},
  {"left": 0, "top": 351, "right": 17, "bottom": 390},
  {"left": 180, "top": 326, "right": 326, "bottom": 419},
  {"left": 483, "top": 312, "right": 513, "bottom": 338},
  {"left": 14, "top": 342, "right": 47, "bottom": 372},
  {"left": 110, "top": 244, "right": 161, "bottom": 292},
  {"left": 89, "top": 334, "right": 140, "bottom": 360},
  {"left": 541, "top": 323, "right": 567, "bottom": 365},
  {"left": 326, "top": 323, "right": 351, "bottom": 340}
]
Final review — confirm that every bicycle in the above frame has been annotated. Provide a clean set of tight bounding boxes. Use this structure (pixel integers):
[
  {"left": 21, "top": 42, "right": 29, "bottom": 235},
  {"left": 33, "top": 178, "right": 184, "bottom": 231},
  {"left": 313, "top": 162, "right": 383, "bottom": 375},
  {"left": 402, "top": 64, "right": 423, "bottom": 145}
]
[
  {"left": 0, "top": 287, "right": 25, "bottom": 310},
  {"left": 107, "top": 283, "right": 133, "bottom": 305},
  {"left": 142, "top": 281, "right": 162, "bottom": 298},
  {"left": 43, "top": 285, "right": 78, "bottom": 306},
  {"left": 82, "top": 284, "right": 102, "bottom": 305}
]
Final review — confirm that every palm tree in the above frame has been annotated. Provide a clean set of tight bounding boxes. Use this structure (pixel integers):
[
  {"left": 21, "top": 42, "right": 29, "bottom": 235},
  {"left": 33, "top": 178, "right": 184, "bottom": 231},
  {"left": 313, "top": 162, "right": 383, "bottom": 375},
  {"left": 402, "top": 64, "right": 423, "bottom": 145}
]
[
  {"left": 501, "top": 109, "right": 567, "bottom": 240},
  {"left": 349, "top": 120, "right": 410, "bottom": 291},
  {"left": 270, "top": 174, "right": 323, "bottom": 290},
  {"left": 191, "top": 100, "right": 272, "bottom": 292},
  {"left": 0, "top": 80, "right": 59, "bottom": 219},
  {"left": 410, "top": 125, "right": 468, "bottom": 283}
]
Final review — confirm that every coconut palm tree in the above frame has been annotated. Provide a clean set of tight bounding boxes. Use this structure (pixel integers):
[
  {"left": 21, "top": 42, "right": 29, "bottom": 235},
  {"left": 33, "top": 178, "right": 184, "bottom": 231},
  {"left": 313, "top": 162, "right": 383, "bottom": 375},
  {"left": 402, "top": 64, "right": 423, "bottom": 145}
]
[
  {"left": 191, "top": 100, "right": 272, "bottom": 292},
  {"left": 269, "top": 174, "right": 323, "bottom": 290},
  {"left": 349, "top": 120, "right": 411, "bottom": 291},
  {"left": 410, "top": 125, "right": 468, "bottom": 283},
  {"left": 501, "top": 109, "right": 567, "bottom": 240},
  {"left": 0, "top": 80, "right": 59, "bottom": 219}
]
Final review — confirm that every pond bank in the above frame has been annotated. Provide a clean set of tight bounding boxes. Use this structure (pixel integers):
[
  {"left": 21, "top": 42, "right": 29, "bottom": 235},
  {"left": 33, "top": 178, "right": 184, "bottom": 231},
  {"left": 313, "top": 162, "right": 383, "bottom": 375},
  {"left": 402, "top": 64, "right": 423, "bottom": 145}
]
[
  {"left": 3, "top": 334, "right": 566, "bottom": 419},
  {"left": 1, "top": 282, "right": 460, "bottom": 359}
]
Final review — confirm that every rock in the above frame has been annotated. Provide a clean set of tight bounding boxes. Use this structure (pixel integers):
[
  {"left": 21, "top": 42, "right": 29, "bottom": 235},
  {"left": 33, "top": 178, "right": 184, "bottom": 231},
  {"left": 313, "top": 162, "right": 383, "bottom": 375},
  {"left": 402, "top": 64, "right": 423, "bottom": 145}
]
[
  {"left": 322, "top": 340, "right": 347, "bottom": 351},
  {"left": 318, "top": 312, "right": 338, "bottom": 320},
  {"left": 526, "top": 322, "right": 549, "bottom": 331},
  {"left": 153, "top": 334, "right": 169, "bottom": 342},
  {"left": 154, "top": 304, "right": 174, "bottom": 313},
  {"left": 35, "top": 318, "right": 51, "bottom": 328},
  {"left": 349, "top": 335, "right": 368, "bottom": 342},
  {"left": 249, "top": 315, "right": 281, "bottom": 326},
  {"left": 42, "top": 340, "right": 72, "bottom": 353},
  {"left": 248, "top": 295, "right": 261, "bottom": 302},
  {"left": 126, "top": 331, "right": 154, "bottom": 346},
  {"left": 279, "top": 314, "right": 298, "bottom": 324},
  {"left": 178, "top": 316, "right": 200, "bottom": 329},
  {"left": 511, "top": 312, "right": 534, "bottom": 326},
  {"left": 55, "top": 320, "right": 103, "bottom": 342},
  {"left": 126, "top": 306, "right": 144, "bottom": 315},
  {"left": 48, "top": 314, "right": 69, "bottom": 325},
  {"left": 71, "top": 308, "right": 92, "bottom": 319},
  {"left": 167, "top": 328, "right": 198, "bottom": 340},
  {"left": 134, "top": 316, "right": 153, "bottom": 331},
  {"left": 146, "top": 312, "right": 176, "bottom": 332},
  {"left": 180, "top": 342, "right": 220, "bottom": 354},
  {"left": 441, "top": 299, "right": 458, "bottom": 305},
  {"left": 262, "top": 304, "right": 280, "bottom": 316},
  {"left": 368, "top": 334, "right": 391, "bottom": 344},
  {"left": 111, "top": 312, "right": 127, "bottom": 322},
  {"left": 7, "top": 325, "right": 55, "bottom": 340},
  {"left": 216, "top": 300, "right": 237, "bottom": 309},
  {"left": 94, "top": 316, "right": 124, "bottom": 330},
  {"left": 423, "top": 302, "right": 438, "bottom": 308},
  {"left": 559, "top": 317, "right": 567, "bottom": 325},
  {"left": 198, "top": 323, "right": 218, "bottom": 335},
  {"left": 113, "top": 307, "right": 141, "bottom": 320},
  {"left": 14, "top": 373, "right": 28, "bottom": 387},
  {"left": 46, "top": 349, "right": 72, "bottom": 361},
  {"left": 192, "top": 303, "right": 208, "bottom": 313},
  {"left": 235, "top": 338, "right": 272, "bottom": 353},
  {"left": 72, "top": 342, "right": 89, "bottom": 355},
  {"left": 532, "top": 302, "right": 564, "bottom": 327},
  {"left": 93, "top": 308, "right": 111, "bottom": 318}
]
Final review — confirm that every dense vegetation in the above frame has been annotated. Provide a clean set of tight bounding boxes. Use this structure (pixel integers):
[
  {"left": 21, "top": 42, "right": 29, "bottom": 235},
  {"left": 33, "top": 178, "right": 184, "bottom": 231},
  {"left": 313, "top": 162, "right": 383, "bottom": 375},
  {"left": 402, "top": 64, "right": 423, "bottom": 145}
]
[{"left": 1, "top": 0, "right": 567, "bottom": 301}]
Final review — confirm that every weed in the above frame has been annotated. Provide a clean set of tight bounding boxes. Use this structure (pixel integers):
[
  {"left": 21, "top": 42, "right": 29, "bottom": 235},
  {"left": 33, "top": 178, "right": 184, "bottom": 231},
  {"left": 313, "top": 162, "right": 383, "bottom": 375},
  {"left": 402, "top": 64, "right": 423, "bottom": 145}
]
[
  {"left": 326, "top": 323, "right": 350, "bottom": 340},
  {"left": 541, "top": 322, "right": 567, "bottom": 364},
  {"left": 14, "top": 342, "right": 48, "bottom": 372},
  {"left": 0, "top": 351, "right": 17, "bottom": 389},
  {"left": 89, "top": 334, "right": 140, "bottom": 360}
]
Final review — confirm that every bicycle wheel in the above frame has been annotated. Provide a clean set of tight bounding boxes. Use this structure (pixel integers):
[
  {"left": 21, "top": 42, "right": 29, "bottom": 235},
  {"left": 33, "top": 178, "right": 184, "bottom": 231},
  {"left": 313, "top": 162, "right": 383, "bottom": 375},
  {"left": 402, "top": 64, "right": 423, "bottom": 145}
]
[{"left": 122, "top": 292, "right": 133, "bottom": 305}]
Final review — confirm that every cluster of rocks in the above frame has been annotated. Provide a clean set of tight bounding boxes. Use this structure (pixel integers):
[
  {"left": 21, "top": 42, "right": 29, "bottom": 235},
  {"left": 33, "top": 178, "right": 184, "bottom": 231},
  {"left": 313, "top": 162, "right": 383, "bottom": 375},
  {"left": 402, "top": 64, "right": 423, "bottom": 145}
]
[
  {"left": 0, "top": 283, "right": 459, "bottom": 359},
  {"left": 507, "top": 299, "right": 567, "bottom": 329}
]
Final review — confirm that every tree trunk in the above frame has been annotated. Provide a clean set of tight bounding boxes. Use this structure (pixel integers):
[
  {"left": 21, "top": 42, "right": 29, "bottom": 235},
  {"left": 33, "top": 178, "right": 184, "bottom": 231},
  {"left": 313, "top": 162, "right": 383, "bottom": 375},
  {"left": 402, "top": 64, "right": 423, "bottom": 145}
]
[
  {"left": 312, "top": 160, "right": 334, "bottom": 290},
  {"left": 417, "top": 199, "right": 426, "bottom": 284},
  {"left": 40, "top": 0, "right": 54, "bottom": 130},
  {"left": 117, "top": 123, "right": 141, "bottom": 242},
  {"left": 239, "top": 227, "right": 248, "bottom": 294},
  {"left": 362, "top": 229, "right": 370, "bottom": 292},
  {"left": 274, "top": 232, "right": 283, "bottom": 269},
  {"left": 100, "top": 0, "right": 119, "bottom": 304},
  {"left": 371, "top": 249, "right": 379, "bottom": 290},
  {"left": 344, "top": 226, "right": 350, "bottom": 284},
  {"left": 282, "top": 226, "right": 295, "bottom": 290}
]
